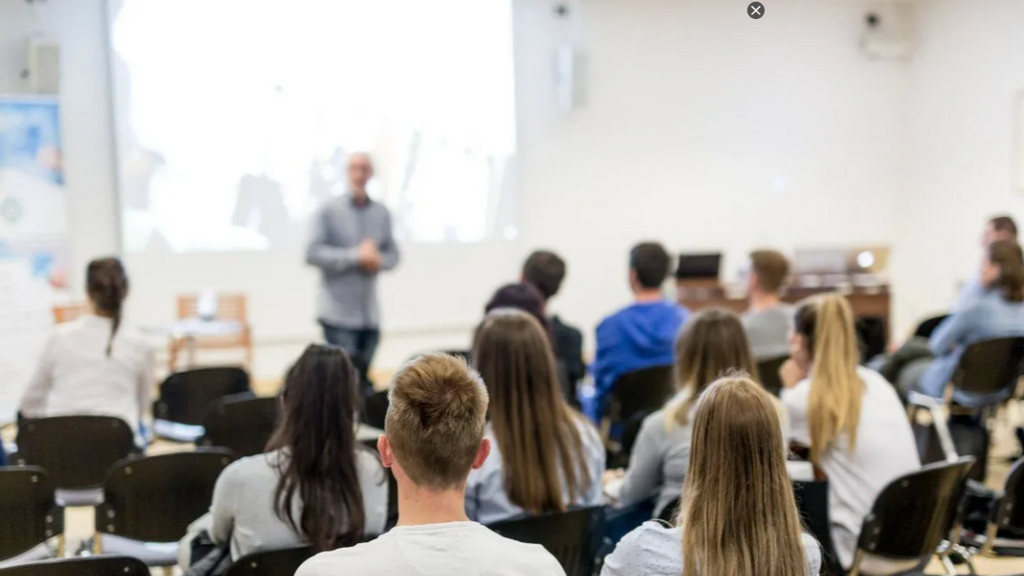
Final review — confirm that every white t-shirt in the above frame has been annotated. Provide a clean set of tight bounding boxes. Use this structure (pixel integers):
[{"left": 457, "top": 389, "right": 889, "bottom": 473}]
[
  {"left": 781, "top": 366, "right": 920, "bottom": 569},
  {"left": 296, "top": 521, "right": 566, "bottom": 576}
]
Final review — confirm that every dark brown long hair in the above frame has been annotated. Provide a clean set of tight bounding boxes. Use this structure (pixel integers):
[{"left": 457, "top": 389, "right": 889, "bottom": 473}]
[
  {"left": 989, "top": 240, "right": 1024, "bottom": 303},
  {"left": 472, "top": 309, "right": 590, "bottom": 515},
  {"left": 266, "top": 344, "right": 366, "bottom": 551},
  {"left": 86, "top": 258, "right": 129, "bottom": 356},
  {"left": 671, "top": 309, "right": 758, "bottom": 425}
]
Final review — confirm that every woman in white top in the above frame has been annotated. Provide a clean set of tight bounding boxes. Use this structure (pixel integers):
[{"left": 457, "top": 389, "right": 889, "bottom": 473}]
[
  {"left": 610, "top": 308, "right": 760, "bottom": 518},
  {"left": 19, "top": 257, "right": 154, "bottom": 433},
  {"left": 603, "top": 376, "right": 821, "bottom": 576},
  {"left": 467, "top": 309, "right": 605, "bottom": 524},
  {"left": 184, "top": 345, "right": 388, "bottom": 566},
  {"left": 780, "top": 294, "right": 920, "bottom": 571}
]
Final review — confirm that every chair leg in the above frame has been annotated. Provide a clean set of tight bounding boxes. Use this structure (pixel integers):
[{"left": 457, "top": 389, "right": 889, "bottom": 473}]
[
  {"left": 55, "top": 534, "right": 65, "bottom": 558},
  {"left": 92, "top": 534, "right": 102, "bottom": 555},
  {"left": 938, "top": 553, "right": 958, "bottom": 576},
  {"left": 847, "top": 550, "right": 863, "bottom": 576}
]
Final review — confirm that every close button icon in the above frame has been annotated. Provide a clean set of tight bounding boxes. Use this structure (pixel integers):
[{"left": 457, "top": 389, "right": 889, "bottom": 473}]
[{"left": 748, "top": 2, "right": 765, "bottom": 19}]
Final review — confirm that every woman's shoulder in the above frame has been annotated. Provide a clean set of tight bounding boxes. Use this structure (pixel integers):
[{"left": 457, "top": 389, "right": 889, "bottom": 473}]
[
  {"left": 800, "top": 532, "right": 823, "bottom": 576},
  {"left": 606, "top": 521, "right": 681, "bottom": 575}
]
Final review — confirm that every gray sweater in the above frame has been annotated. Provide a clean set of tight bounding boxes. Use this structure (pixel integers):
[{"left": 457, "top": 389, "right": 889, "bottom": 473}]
[
  {"left": 306, "top": 195, "right": 399, "bottom": 329},
  {"left": 616, "top": 405, "right": 695, "bottom": 518},
  {"left": 207, "top": 449, "right": 389, "bottom": 560}
]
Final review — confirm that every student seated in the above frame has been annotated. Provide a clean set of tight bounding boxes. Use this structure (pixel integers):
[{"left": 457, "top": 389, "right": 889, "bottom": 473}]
[
  {"left": 181, "top": 345, "right": 387, "bottom": 566},
  {"left": 467, "top": 309, "right": 605, "bottom": 524},
  {"left": 592, "top": 242, "right": 689, "bottom": 418},
  {"left": 955, "top": 215, "right": 1017, "bottom": 311},
  {"left": 607, "top": 308, "right": 758, "bottom": 518},
  {"left": 741, "top": 249, "right": 793, "bottom": 360},
  {"left": 522, "top": 250, "right": 586, "bottom": 406},
  {"left": 882, "top": 240, "right": 1024, "bottom": 406},
  {"left": 296, "top": 354, "right": 566, "bottom": 576},
  {"left": 19, "top": 258, "right": 154, "bottom": 435},
  {"left": 780, "top": 294, "right": 919, "bottom": 571},
  {"left": 602, "top": 375, "right": 821, "bottom": 576}
]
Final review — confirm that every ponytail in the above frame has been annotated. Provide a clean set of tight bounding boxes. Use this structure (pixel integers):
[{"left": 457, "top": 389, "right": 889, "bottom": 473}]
[
  {"left": 795, "top": 294, "right": 864, "bottom": 465},
  {"left": 989, "top": 241, "right": 1024, "bottom": 303},
  {"left": 86, "top": 258, "right": 129, "bottom": 357}
]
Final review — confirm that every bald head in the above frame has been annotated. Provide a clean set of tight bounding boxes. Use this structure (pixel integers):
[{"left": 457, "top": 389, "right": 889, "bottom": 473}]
[{"left": 347, "top": 152, "right": 374, "bottom": 197}]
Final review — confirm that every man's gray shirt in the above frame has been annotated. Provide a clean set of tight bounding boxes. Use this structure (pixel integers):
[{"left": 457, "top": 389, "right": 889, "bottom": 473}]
[{"left": 305, "top": 194, "right": 399, "bottom": 329}]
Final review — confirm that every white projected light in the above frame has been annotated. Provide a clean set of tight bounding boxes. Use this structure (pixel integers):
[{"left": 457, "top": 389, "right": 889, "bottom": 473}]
[{"left": 108, "top": 0, "right": 517, "bottom": 253}]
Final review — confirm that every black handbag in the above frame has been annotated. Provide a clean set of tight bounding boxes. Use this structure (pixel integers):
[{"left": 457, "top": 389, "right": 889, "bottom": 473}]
[{"left": 184, "top": 529, "right": 233, "bottom": 576}]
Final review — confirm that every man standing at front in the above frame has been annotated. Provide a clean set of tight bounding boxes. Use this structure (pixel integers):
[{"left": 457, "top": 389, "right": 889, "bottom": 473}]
[{"left": 306, "top": 152, "right": 399, "bottom": 394}]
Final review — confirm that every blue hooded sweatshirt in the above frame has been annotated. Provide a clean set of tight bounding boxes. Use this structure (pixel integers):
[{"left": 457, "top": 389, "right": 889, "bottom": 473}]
[{"left": 590, "top": 300, "right": 689, "bottom": 420}]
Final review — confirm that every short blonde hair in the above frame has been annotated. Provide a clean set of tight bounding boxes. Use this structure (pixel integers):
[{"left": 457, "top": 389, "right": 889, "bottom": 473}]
[{"left": 385, "top": 354, "right": 489, "bottom": 490}]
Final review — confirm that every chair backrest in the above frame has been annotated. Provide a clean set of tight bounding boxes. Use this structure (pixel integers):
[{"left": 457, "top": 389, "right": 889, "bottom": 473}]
[
  {"left": 223, "top": 545, "right": 315, "bottom": 576},
  {"left": 177, "top": 293, "right": 248, "bottom": 322},
  {"left": 991, "top": 455, "right": 1024, "bottom": 532},
  {"left": 362, "top": 390, "right": 389, "bottom": 432},
  {"left": 199, "top": 395, "right": 279, "bottom": 457},
  {"left": 155, "top": 367, "right": 252, "bottom": 425},
  {"left": 608, "top": 365, "right": 675, "bottom": 424},
  {"left": 487, "top": 507, "right": 604, "bottom": 576},
  {"left": 756, "top": 355, "right": 789, "bottom": 397},
  {"left": 0, "top": 467, "right": 63, "bottom": 562},
  {"left": 792, "top": 480, "right": 841, "bottom": 575},
  {"left": 855, "top": 316, "right": 888, "bottom": 362},
  {"left": 951, "top": 337, "right": 1024, "bottom": 396},
  {"left": 855, "top": 457, "right": 974, "bottom": 568},
  {"left": 0, "top": 556, "right": 150, "bottom": 576},
  {"left": 13, "top": 416, "right": 137, "bottom": 490},
  {"left": 914, "top": 315, "right": 950, "bottom": 339},
  {"left": 97, "top": 449, "right": 234, "bottom": 543}
]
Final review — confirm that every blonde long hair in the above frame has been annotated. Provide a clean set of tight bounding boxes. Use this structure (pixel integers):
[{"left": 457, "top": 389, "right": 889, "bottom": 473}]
[
  {"left": 473, "top": 309, "right": 591, "bottom": 515},
  {"left": 681, "top": 375, "right": 806, "bottom": 576},
  {"left": 670, "top": 309, "right": 758, "bottom": 426},
  {"left": 794, "top": 294, "right": 864, "bottom": 465}
]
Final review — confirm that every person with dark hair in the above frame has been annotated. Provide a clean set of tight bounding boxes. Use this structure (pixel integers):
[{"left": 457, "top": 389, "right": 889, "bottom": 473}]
[
  {"left": 483, "top": 282, "right": 550, "bottom": 332},
  {"left": 188, "top": 345, "right": 387, "bottom": 565},
  {"left": 955, "top": 215, "right": 1019, "bottom": 310},
  {"left": 591, "top": 242, "right": 689, "bottom": 419},
  {"left": 296, "top": 354, "right": 565, "bottom": 576},
  {"left": 742, "top": 249, "right": 793, "bottom": 360},
  {"left": 883, "top": 240, "right": 1024, "bottom": 407},
  {"left": 521, "top": 250, "right": 586, "bottom": 407},
  {"left": 468, "top": 309, "right": 604, "bottom": 524},
  {"left": 19, "top": 257, "right": 154, "bottom": 435}
]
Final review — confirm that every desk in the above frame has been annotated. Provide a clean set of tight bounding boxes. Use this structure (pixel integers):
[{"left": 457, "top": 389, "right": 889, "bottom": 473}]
[
  {"left": 143, "top": 319, "right": 245, "bottom": 368},
  {"left": 677, "top": 282, "right": 892, "bottom": 331}
]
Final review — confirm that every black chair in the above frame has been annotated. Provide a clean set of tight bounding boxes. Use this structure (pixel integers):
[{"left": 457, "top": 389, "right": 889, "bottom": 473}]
[
  {"left": 656, "top": 497, "right": 680, "bottom": 524},
  {"left": 198, "top": 395, "right": 279, "bottom": 457},
  {"left": 224, "top": 545, "right": 315, "bottom": 576},
  {"left": 756, "top": 355, "right": 789, "bottom": 397},
  {"left": 153, "top": 367, "right": 251, "bottom": 442},
  {"left": 362, "top": 389, "right": 389, "bottom": 432},
  {"left": 0, "top": 467, "right": 63, "bottom": 565},
  {"left": 855, "top": 316, "right": 888, "bottom": 363},
  {"left": 977, "top": 456, "right": 1024, "bottom": 556},
  {"left": 0, "top": 556, "right": 149, "bottom": 576},
  {"left": 848, "top": 457, "right": 975, "bottom": 576},
  {"left": 488, "top": 507, "right": 604, "bottom": 576},
  {"left": 948, "top": 337, "right": 1024, "bottom": 409},
  {"left": 914, "top": 314, "right": 950, "bottom": 339},
  {"left": 606, "top": 365, "right": 675, "bottom": 468},
  {"left": 792, "top": 480, "right": 842, "bottom": 576},
  {"left": 94, "top": 449, "right": 234, "bottom": 566},
  {"left": 11, "top": 415, "right": 137, "bottom": 506}
]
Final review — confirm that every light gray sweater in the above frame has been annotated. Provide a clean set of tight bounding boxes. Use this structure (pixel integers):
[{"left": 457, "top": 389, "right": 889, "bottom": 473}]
[
  {"left": 616, "top": 406, "right": 694, "bottom": 518},
  {"left": 207, "top": 449, "right": 389, "bottom": 561},
  {"left": 305, "top": 194, "right": 399, "bottom": 329}
]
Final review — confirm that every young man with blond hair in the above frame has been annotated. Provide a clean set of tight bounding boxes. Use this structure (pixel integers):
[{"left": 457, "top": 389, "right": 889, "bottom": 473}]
[{"left": 296, "top": 354, "right": 566, "bottom": 576}]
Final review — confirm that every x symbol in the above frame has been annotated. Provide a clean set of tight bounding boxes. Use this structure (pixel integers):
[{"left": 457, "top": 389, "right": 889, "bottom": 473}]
[{"left": 748, "top": 2, "right": 765, "bottom": 19}]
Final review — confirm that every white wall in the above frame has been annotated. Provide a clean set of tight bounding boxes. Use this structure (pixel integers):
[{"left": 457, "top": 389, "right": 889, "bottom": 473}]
[
  {"left": 892, "top": 0, "right": 1024, "bottom": 327},
  {"left": 4, "top": 0, "right": 1013, "bottom": 378}
]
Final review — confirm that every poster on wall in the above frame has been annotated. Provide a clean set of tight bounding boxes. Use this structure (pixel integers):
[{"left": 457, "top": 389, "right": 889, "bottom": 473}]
[{"left": 0, "top": 96, "right": 68, "bottom": 424}]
